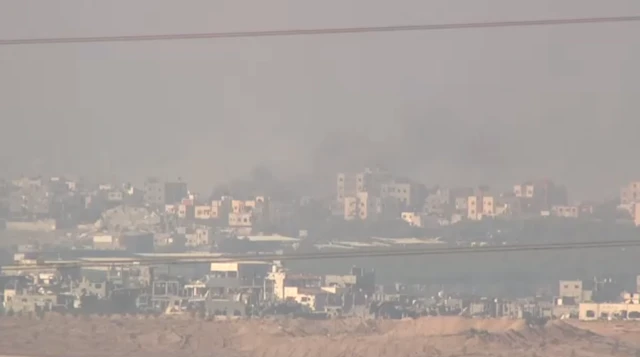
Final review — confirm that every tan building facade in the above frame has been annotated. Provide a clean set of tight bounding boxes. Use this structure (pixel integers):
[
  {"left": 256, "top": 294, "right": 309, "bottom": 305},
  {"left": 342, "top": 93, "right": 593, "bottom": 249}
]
[
  {"left": 551, "top": 205, "right": 579, "bottom": 218},
  {"left": 620, "top": 181, "right": 640, "bottom": 205},
  {"left": 343, "top": 192, "right": 382, "bottom": 221},
  {"left": 579, "top": 302, "right": 640, "bottom": 321}
]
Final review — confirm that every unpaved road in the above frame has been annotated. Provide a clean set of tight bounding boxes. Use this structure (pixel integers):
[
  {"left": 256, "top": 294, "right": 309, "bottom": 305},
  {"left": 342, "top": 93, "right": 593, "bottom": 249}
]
[{"left": 0, "top": 314, "right": 638, "bottom": 357}]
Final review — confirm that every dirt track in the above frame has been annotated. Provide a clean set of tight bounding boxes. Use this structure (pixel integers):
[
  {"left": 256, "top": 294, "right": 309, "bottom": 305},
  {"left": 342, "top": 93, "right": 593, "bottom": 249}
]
[{"left": 0, "top": 314, "right": 638, "bottom": 357}]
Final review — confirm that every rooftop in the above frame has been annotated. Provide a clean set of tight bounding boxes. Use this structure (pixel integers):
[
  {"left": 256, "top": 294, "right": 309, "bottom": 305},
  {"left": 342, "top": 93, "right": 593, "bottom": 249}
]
[{"left": 239, "top": 234, "right": 300, "bottom": 243}]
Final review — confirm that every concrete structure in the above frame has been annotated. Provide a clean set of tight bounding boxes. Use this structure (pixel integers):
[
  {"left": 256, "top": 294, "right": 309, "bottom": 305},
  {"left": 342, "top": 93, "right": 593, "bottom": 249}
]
[
  {"left": 229, "top": 212, "right": 253, "bottom": 227},
  {"left": 210, "top": 261, "right": 273, "bottom": 280},
  {"left": 93, "top": 234, "right": 116, "bottom": 250},
  {"left": 337, "top": 168, "right": 391, "bottom": 201},
  {"left": 514, "top": 179, "right": 568, "bottom": 213},
  {"left": 467, "top": 194, "right": 498, "bottom": 220},
  {"left": 620, "top": 181, "right": 640, "bottom": 205},
  {"left": 336, "top": 172, "right": 358, "bottom": 202},
  {"left": 559, "top": 280, "right": 583, "bottom": 300},
  {"left": 551, "top": 205, "right": 579, "bottom": 218},
  {"left": 423, "top": 188, "right": 454, "bottom": 215},
  {"left": 143, "top": 177, "right": 164, "bottom": 206},
  {"left": 579, "top": 302, "right": 640, "bottom": 320},
  {"left": 557, "top": 280, "right": 593, "bottom": 304},
  {"left": 100, "top": 205, "right": 160, "bottom": 232},
  {"left": 106, "top": 190, "right": 124, "bottom": 203},
  {"left": 269, "top": 271, "right": 323, "bottom": 301},
  {"left": 5, "top": 219, "right": 56, "bottom": 232},
  {"left": 343, "top": 192, "right": 383, "bottom": 221},
  {"left": 91, "top": 232, "right": 153, "bottom": 252},
  {"left": 401, "top": 212, "right": 422, "bottom": 227},
  {"left": 283, "top": 286, "right": 331, "bottom": 311},
  {"left": 185, "top": 227, "right": 212, "bottom": 247},
  {"left": 194, "top": 205, "right": 212, "bottom": 220},
  {"left": 143, "top": 178, "right": 188, "bottom": 206},
  {"left": 381, "top": 179, "right": 426, "bottom": 208}
]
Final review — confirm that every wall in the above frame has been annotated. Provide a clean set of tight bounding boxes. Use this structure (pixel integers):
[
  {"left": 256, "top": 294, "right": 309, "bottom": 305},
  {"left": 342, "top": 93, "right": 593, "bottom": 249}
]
[
  {"left": 5, "top": 219, "right": 56, "bottom": 232},
  {"left": 579, "top": 302, "right": 640, "bottom": 320},
  {"left": 559, "top": 280, "right": 583, "bottom": 301}
]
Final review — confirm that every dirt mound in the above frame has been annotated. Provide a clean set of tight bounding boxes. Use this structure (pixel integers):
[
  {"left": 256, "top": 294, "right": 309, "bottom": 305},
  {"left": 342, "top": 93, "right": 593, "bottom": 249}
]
[{"left": 0, "top": 315, "right": 637, "bottom": 357}]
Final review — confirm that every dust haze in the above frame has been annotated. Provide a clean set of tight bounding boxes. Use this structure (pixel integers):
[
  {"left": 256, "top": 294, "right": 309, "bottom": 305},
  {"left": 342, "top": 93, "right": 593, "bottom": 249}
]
[{"left": 1, "top": 0, "right": 639, "bottom": 199}]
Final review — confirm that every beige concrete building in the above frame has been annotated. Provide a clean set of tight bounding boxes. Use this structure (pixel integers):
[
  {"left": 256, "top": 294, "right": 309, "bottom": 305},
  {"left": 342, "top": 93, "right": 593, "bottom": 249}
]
[
  {"left": 211, "top": 200, "right": 221, "bottom": 219},
  {"left": 194, "top": 205, "right": 212, "bottom": 220},
  {"left": 337, "top": 168, "right": 393, "bottom": 203},
  {"left": 559, "top": 280, "right": 584, "bottom": 302},
  {"left": 579, "top": 302, "right": 640, "bottom": 320},
  {"left": 514, "top": 179, "right": 568, "bottom": 212},
  {"left": 343, "top": 196, "right": 358, "bottom": 221},
  {"left": 282, "top": 286, "right": 331, "bottom": 311},
  {"left": 467, "top": 194, "right": 507, "bottom": 220},
  {"left": 551, "top": 205, "right": 579, "bottom": 218},
  {"left": 620, "top": 181, "right": 640, "bottom": 205},
  {"left": 356, "top": 192, "right": 382, "bottom": 221},
  {"left": 381, "top": 181, "right": 412, "bottom": 206},
  {"left": 337, "top": 173, "right": 359, "bottom": 202},
  {"left": 401, "top": 212, "right": 422, "bottom": 227},
  {"left": 229, "top": 212, "right": 253, "bottom": 227},
  {"left": 343, "top": 192, "right": 382, "bottom": 221}
]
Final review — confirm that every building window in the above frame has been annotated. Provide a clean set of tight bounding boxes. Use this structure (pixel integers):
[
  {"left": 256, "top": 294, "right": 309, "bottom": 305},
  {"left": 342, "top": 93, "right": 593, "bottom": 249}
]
[{"left": 585, "top": 310, "right": 595, "bottom": 318}]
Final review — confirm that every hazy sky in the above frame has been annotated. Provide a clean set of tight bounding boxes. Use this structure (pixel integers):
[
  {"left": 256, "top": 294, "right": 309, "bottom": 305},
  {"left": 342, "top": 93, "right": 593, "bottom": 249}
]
[{"left": 1, "top": 0, "right": 639, "bottom": 199}]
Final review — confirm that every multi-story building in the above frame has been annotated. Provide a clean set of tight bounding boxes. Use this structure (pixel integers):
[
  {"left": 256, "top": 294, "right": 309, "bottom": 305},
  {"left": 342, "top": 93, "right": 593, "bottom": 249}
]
[
  {"left": 423, "top": 187, "right": 452, "bottom": 215},
  {"left": 337, "top": 168, "right": 393, "bottom": 203},
  {"left": 466, "top": 187, "right": 492, "bottom": 220},
  {"left": 343, "top": 192, "right": 383, "bottom": 221},
  {"left": 513, "top": 179, "right": 568, "bottom": 213},
  {"left": 143, "top": 177, "right": 164, "bottom": 206},
  {"left": 343, "top": 196, "right": 358, "bottom": 220},
  {"left": 401, "top": 212, "right": 424, "bottom": 227},
  {"left": 8, "top": 181, "right": 51, "bottom": 219},
  {"left": 229, "top": 212, "right": 253, "bottom": 228},
  {"left": 620, "top": 181, "right": 640, "bottom": 205},
  {"left": 551, "top": 205, "right": 579, "bottom": 218},
  {"left": 381, "top": 179, "right": 426, "bottom": 209},
  {"left": 337, "top": 172, "right": 358, "bottom": 202},
  {"left": 194, "top": 205, "right": 213, "bottom": 220},
  {"left": 557, "top": 280, "right": 591, "bottom": 305},
  {"left": 143, "top": 178, "right": 188, "bottom": 206}
]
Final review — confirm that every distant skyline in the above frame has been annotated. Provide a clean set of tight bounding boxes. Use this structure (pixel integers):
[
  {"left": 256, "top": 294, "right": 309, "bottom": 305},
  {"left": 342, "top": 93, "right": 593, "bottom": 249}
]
[{"left": 1, "top": 0, "right": 640, "bottom": 200}]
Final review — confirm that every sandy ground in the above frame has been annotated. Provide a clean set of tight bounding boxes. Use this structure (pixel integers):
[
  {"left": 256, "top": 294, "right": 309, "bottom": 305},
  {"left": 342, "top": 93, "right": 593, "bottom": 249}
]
[{"left": 0, "top": 314, "right": 639, "bottom": 357}]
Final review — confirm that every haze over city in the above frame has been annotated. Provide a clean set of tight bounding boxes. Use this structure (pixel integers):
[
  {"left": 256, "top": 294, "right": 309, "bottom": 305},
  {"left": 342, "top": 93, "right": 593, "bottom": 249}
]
[
  {"left": 2, "top": 1, "right": 640, "bottom": 357},
  {"left": 2, "top": 0, "right": 640, "bottom": 199}
]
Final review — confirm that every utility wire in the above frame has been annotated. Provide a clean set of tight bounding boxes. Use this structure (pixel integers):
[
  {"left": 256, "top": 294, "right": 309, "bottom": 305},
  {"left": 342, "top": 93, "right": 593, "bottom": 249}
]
[
  {"left": 1, "top": 15, "right": 640, "bottom": 46},
  {"left": 3, "top": 239, "right": 639, "bottom": 271}
]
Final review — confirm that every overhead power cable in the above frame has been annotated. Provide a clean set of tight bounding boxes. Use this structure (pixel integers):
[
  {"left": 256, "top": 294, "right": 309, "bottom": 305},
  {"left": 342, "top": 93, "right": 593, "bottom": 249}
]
[
  {"left": 3, "top": 239, "right": 639, "bottom": 271},
  {"left": 1, "top": 15, "right": 639, "bottom": 46}
]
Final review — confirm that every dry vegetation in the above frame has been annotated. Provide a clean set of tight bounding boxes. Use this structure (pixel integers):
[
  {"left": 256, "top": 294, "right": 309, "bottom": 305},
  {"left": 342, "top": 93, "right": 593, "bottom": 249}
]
[{"left": 0, "top": 314, "right": 638, "bottom": 357}]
